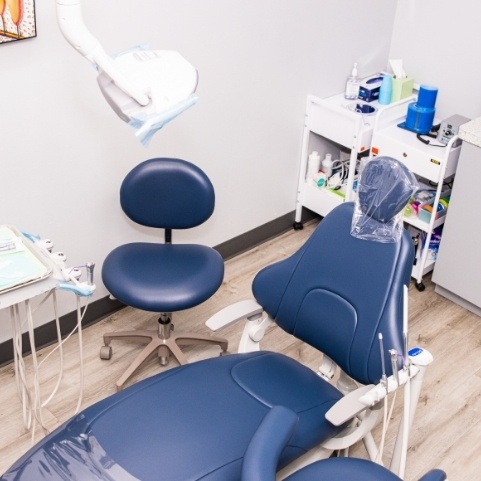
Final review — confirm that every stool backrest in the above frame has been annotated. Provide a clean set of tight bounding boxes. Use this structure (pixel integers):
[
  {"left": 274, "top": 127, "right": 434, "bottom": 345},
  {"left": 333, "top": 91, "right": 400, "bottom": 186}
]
[{"left": 120, "top": 158, "right": 215, "bottom": 229}]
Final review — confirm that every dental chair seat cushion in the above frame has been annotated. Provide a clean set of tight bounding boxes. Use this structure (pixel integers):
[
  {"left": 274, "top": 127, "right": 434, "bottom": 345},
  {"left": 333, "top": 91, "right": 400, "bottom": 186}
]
[
  {"left": 102, "top": 242, "right": 224, "bottom": 312},
  {"left": 2, "top": 352, "right": 343, "bottom": 481},
  {"left": 284, "top": 458, "right": 446, "bottom": 481}
]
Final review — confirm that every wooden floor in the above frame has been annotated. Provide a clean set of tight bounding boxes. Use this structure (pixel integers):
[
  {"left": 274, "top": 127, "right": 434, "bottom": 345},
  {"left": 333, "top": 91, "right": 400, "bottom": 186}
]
[{"left": 1, "top": 220, "right": 480, "bottom": 480}]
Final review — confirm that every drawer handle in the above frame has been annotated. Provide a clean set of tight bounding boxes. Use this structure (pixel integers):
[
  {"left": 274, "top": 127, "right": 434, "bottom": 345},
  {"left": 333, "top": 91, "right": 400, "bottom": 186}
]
[{"left": 403, "top": 152, "right": 408, "bottom": 157}]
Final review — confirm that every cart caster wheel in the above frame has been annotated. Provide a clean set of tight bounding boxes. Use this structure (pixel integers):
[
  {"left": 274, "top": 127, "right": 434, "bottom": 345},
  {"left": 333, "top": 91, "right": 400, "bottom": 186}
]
[
  {"left": 100, "top": 345, "right": 112, "bottom": 360},
  {"left": 293, "top": 222, "right": 304, "bottom": 231},
  {"left": 415, "top": 281, "right": 425, "bottom": 292}
]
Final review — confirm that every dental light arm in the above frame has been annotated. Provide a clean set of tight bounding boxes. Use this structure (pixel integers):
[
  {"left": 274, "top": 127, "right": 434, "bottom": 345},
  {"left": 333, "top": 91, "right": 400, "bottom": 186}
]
[
  {"left": 56, "top": 0, "right": 149, "bottom": 106},
  {"left": 55, "top": 0, "right": 199, "bottom": 145}
]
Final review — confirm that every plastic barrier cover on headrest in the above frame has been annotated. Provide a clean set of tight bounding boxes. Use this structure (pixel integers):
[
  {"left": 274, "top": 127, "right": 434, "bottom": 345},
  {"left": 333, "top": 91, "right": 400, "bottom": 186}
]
[{"left": 351, "top": 157, "right": 418, "bottom": 243}]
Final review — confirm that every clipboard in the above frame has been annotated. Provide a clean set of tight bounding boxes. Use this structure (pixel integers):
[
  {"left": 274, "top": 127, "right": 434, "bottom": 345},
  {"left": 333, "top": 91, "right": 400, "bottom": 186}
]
[{"left": 0, "top": 225, "right": 52, "bottom": 294}]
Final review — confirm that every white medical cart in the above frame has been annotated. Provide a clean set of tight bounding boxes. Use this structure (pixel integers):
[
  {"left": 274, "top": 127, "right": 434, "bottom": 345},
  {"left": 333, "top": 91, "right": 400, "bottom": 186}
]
[
  {"left": 370, "top": 109, "right": 461, "bottom": 291},
  {"left": 294, "top": 92, "right": 461, "bottom": 291},
  {"left": 294, "top": 93, "right": 412, "bottom": 227}
]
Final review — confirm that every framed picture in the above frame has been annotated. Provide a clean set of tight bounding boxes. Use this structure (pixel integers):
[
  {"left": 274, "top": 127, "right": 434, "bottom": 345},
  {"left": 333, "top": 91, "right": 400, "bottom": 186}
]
[{"left": 0, "top": 0, "right": 36, "bottom": 44}]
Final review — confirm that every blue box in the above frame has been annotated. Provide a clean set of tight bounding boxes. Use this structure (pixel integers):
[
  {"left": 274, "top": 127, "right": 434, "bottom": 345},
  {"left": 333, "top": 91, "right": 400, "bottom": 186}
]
[{"left": 358, "top": 76, "right": 383, "bottom": 102}]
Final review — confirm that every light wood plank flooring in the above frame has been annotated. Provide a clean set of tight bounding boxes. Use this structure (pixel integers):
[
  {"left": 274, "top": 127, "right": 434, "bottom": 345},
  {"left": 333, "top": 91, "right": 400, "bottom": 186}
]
[{"left": 0, "top": 220, "right": 480, "bottom": 480}]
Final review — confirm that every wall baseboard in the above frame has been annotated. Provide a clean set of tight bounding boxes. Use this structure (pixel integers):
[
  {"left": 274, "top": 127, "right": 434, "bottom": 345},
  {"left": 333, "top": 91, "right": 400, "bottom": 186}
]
[
  {"left": 215, "top": 209, "right": 317, "bottom": 260},
  {"left": 0, "top": 208, "right": 318, "bottom": 367}
]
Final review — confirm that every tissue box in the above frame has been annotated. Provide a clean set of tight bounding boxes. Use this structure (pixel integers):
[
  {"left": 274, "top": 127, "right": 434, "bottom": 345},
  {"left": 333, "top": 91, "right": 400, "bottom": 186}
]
[
  {"left": 391, "top": 77, "right": 414, "bottom": 102},
  {"left": 358, "top": 76, "right": 383, "bottom": 102}
]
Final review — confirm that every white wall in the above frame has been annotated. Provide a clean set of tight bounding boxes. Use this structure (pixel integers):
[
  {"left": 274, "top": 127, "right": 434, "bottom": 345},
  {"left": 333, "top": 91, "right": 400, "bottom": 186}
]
[
  {"left": 0, "top": 0, "right": 397, "bottom": 343},
  {"left": 390, "top": 0, "right": 481, "bottom": 120}
]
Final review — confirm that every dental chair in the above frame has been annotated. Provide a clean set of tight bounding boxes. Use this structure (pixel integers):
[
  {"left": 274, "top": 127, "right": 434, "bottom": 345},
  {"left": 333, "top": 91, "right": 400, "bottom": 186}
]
[
  {"left": 242, "top": 406, "right": 447, "bottom": 481},
  {"left": 100, "top": 158, "right": 228, "bottom": 390},
  {"left": 1, "top": 158, "right": 431, "bottom": 481}
]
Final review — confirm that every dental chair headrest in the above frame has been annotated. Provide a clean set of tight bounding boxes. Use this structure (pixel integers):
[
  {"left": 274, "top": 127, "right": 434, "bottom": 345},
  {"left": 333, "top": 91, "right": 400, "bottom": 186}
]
[
  {"left": 351, "top": 157, "right": 418, "bottom": 243},
  {"left": 359, "top": 157, "right": 417, "bottom": 221}
]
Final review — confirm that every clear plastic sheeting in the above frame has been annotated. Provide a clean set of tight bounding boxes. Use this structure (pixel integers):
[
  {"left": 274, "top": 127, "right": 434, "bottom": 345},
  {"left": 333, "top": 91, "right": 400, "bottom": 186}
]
[
  {"left": 351, "top": 157, "right": 418, "bottom": 243},
  {"left": 127, "top": 93, "right": 198, "bottom": 146},
  {"left": 1, "top": 414, "right": 140, "bottom": 481}
]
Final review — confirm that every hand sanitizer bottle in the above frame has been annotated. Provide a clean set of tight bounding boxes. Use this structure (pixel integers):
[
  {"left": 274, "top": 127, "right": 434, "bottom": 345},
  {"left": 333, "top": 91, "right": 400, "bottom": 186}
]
[{"left": 345, "top": 63, "right": 360, "bottom": 100}]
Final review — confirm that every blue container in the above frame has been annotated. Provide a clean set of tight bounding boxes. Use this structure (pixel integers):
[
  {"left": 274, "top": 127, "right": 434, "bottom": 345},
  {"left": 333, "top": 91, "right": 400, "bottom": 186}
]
[
  {"left": 378, "top": 75, "right": 393, "bottom": 105},
  {"left": 402, "top": 84, "right": 438, "bottom": 134},
  {"left": 417, "top": 85, "right": 438, "bottom": 109},
  {"left": 405, "top": 102, "right": 435, "bottom": 134},
  {"left": 404, "top": 102, "right": 435, "bottom": 134}
]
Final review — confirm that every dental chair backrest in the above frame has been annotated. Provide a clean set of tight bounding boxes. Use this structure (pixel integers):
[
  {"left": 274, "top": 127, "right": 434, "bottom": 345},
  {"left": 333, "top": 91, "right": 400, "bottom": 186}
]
[{"left": 253, "top": 158, "right": 416, "bottom": 385}]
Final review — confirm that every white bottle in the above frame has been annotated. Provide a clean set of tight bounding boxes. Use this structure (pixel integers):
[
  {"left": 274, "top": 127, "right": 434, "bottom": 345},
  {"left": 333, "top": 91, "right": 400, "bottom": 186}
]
[
  {"left": 321, "top": 153, "right": 333, "bottom": 178},
  {"left": 307, "top": 151, "right": 321, "bottom": 180},
  {"left": 345, "top": 63, "right": 360, "bottom": 100}
]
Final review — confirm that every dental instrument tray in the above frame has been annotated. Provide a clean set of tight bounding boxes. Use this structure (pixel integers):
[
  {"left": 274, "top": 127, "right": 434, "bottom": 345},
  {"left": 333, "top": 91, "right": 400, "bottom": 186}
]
[{"left": 0, "top": 225, "right": 52, "bottom": 294}]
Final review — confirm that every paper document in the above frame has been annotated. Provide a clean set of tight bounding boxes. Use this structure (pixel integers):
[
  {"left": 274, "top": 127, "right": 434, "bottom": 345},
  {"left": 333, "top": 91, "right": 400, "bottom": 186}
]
[{"left": 0, "top": 226, "right": 51, "bottom": 292}]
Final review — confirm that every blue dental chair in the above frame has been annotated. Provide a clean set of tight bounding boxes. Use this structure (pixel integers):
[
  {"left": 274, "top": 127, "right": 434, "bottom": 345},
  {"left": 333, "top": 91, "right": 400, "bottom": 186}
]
[
  {"left": 242, "top": 406, "right": 447, "bottom": 481},
  {"left": 100, "top": 158, "right": 228, "bottom": 389},
  {"left": 1, "top": 159, "right": 428, "bottom": 481}
]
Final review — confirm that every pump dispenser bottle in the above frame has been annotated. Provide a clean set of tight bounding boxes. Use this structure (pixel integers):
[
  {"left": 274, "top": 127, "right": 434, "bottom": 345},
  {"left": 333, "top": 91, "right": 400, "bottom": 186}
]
[{"left": 345, "top": 63, "right": 360, "bottom": 100}]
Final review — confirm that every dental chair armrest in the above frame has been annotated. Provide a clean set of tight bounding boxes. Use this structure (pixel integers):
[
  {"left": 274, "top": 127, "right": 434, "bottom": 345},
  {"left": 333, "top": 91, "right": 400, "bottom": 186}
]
[
  {"left": 418, "top": 470, "right": 447, "bottom": 481},
  {"left": 325, "top": 384, "right": 376, "bottom": 426},
  {"left": 242, "top": 406, "right": 298, "bottom": 481},
  {"left": 206, "top": 299, "right": 263, "bottom": 331}
]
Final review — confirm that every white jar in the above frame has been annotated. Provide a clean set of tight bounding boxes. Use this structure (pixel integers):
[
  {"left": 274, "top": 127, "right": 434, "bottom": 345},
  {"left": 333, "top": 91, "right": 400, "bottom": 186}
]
[
  {"left": 321, "top": 153, "right": 333, "bottom": 177},
  {"left": 307, "top": 151, "right": 321, "bottom": 180}
]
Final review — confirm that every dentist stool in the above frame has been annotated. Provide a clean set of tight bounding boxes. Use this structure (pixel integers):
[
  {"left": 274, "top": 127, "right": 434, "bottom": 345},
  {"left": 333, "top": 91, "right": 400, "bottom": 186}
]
[{"left": 101, "top": 158, "right": 227, "bottom": 389}]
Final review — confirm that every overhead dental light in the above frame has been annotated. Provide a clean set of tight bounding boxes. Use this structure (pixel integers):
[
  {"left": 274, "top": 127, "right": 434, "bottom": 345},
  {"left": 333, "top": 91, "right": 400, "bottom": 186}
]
[{"left": 56, "top": 0, "right": 199, "bottom": 145}]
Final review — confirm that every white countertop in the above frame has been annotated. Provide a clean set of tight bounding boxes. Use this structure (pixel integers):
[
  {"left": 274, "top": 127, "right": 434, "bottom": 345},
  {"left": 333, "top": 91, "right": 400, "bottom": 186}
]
[{"left": 459, "top": 117, "right": 481, "bottom": 148}]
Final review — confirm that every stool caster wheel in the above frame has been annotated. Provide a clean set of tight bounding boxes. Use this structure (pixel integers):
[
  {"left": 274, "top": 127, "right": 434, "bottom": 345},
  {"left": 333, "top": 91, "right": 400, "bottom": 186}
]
[
  {"left": 415, "top": 281, "right": 425, "bottom": 292},
  {"left": 100, "top": 345, "right": 112, "bottom": 360},
  {"left": 293, "top": 222, "right": 303, "bottom": 231}
]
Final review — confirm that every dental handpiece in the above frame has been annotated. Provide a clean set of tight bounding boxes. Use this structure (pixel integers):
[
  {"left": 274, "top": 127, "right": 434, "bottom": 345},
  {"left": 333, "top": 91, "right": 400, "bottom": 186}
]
[
  {"left": 403, "top": 331, "right": 409, "bottom": 371},
  {"left": 378, "top": 333, "right": 388, "bottom": 393},
  {"left": 86, "top": 262, "right": 95, "bottom": 286},
  {"left": 389, "top": 349, "right": 400, "bottom": 386}
]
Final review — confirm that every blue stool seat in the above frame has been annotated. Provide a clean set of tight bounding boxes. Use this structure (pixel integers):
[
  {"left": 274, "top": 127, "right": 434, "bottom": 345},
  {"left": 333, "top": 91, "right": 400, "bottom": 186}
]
[
  {"left": 2, "top": 352, "right": 344, "bottom": 481},
  {"left": 103, "top": 243, "right": 224, "bottom": 312}
]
